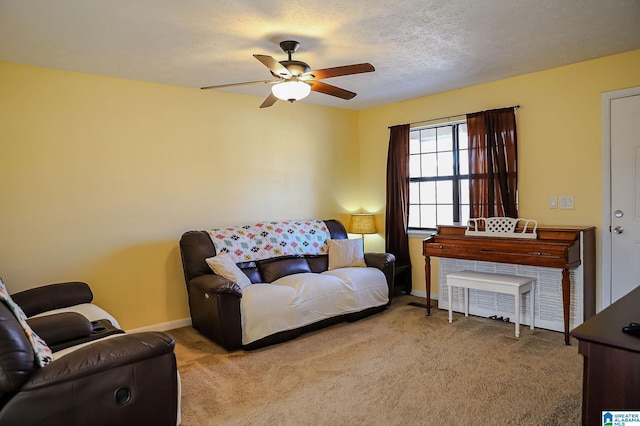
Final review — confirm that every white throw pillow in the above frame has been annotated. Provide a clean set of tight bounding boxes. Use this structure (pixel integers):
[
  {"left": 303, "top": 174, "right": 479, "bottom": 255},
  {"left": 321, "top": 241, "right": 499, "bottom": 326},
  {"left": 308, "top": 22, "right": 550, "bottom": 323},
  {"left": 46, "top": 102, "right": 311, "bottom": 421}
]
[
  {"left": 327, "top": 239, "right": 366, "bottom": 270},
  {"left": 205, "top": 252, "right": 252, "bottom": 289}
]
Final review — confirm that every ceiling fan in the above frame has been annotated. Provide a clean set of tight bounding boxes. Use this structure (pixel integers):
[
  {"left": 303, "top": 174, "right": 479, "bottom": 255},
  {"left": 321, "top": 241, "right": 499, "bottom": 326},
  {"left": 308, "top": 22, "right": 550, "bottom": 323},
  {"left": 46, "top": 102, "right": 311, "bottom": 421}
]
[{"left": 201, "top": 40, "right": 375, "bottom": 108}]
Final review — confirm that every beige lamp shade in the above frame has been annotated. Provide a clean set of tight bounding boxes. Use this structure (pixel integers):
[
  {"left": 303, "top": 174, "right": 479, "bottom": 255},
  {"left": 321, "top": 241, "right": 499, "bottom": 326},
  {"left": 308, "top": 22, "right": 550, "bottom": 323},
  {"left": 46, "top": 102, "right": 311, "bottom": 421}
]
[{"left": 349, "top": 214, "right": 377, "bottom": 235}]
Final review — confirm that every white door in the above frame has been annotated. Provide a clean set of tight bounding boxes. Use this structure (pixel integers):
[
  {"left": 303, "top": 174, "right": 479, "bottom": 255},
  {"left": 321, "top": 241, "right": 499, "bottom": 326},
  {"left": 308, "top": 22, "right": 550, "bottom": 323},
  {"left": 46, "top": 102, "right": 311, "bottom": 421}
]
[{"left": 609, "top": 91, "right": 640, "bottom": 303}]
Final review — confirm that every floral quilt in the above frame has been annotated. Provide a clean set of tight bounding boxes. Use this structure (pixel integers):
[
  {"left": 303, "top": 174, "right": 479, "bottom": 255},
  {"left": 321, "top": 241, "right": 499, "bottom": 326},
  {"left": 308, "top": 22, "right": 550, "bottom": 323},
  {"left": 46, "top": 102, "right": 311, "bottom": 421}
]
[{"left": 207, "top": 220, "right": 331, "bottom": 263}]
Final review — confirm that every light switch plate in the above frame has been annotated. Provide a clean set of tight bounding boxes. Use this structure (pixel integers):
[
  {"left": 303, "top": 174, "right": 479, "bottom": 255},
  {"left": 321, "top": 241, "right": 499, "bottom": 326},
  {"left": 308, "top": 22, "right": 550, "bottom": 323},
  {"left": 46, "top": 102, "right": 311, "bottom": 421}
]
[
  {"left": 560, "top": 195, "right": 574, "bottom": 209},
  {"left": 550, "top": 196, "right": 557, "bottom": 209}
]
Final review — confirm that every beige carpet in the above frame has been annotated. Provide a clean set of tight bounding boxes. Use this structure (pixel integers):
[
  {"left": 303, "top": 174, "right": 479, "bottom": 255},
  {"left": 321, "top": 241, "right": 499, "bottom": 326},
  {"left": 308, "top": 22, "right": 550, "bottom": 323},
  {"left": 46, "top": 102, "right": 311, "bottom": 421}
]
[{"left": 171, "top": 295, "right": 582, "bottom": 425}]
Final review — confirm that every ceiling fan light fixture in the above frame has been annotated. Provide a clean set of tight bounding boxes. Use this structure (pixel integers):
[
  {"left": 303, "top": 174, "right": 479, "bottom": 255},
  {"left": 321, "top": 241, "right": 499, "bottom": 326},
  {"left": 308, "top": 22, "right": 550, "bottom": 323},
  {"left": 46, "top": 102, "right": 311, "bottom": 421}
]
[
  {"left": 271, "top": 80, "right": 311, "bottom": 102},
  {"left": 203, "top": 41, "right": 375, "bottom": 108}
]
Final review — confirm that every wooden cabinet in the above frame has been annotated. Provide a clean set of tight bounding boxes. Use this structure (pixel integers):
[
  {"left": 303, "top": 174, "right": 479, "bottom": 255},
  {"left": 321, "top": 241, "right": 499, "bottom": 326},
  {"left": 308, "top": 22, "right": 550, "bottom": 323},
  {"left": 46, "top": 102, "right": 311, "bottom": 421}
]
[{"left": 571, "top": 286, "right": 640, "bottom": 426}]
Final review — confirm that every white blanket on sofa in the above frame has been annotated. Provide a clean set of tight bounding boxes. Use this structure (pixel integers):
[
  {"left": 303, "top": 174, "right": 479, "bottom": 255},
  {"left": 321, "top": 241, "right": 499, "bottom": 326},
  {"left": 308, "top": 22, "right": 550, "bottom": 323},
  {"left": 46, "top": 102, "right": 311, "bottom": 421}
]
[{"left": 240, "top": 267, "right": 388, "bottom": 345}]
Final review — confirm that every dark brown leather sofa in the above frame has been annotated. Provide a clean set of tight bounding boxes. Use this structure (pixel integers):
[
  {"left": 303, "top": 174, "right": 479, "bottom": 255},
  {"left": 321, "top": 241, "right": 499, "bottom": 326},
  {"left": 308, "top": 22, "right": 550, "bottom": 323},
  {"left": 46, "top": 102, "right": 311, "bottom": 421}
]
[
  {"left": 0, "top": 282, "right": 179, "bottom": 425},
  {"left": 179, "top": 219, "right": 395, "bottom": 351}
]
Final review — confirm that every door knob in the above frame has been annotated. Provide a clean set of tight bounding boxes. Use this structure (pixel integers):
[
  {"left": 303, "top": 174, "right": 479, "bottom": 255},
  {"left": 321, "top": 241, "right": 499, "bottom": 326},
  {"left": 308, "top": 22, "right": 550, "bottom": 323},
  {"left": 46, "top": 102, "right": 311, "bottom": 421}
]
[{"left": 614, "top": 226, "right": 624, "bottom": 234}]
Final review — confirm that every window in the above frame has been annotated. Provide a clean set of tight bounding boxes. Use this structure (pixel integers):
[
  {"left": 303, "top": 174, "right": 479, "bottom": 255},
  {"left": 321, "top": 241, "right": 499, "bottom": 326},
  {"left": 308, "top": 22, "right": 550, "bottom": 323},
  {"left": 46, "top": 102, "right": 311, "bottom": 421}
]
[{"left": 408, "top": 121, "right": 469, "bottom": 230}]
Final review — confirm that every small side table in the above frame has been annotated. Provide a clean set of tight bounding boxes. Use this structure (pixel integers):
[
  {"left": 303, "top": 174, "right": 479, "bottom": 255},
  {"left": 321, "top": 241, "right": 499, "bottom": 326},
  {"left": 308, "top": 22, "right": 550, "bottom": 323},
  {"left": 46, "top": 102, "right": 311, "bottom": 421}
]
[{"left": 394, "top": 264, "right": 412, "bottom": 295}]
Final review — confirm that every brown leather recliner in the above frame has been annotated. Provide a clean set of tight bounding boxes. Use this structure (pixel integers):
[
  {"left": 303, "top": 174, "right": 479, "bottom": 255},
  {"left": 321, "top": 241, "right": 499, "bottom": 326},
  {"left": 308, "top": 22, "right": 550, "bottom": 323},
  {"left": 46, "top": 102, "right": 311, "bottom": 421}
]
[
  {"left": 180, "top": 219, "right": 396, "bottom": 351},
  {"left": 0, "top": 282, "right": 179, "bottom": 426}
]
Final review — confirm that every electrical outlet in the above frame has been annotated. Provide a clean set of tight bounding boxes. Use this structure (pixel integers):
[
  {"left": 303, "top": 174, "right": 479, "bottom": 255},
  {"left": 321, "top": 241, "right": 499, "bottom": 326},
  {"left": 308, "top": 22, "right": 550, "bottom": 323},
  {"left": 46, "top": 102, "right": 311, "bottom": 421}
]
[
  {"left": 550, "top": 196, "right": 558, "bottom": 209},
  {"left": 560, "top": 195, "right": 574, "bottom": 209}
]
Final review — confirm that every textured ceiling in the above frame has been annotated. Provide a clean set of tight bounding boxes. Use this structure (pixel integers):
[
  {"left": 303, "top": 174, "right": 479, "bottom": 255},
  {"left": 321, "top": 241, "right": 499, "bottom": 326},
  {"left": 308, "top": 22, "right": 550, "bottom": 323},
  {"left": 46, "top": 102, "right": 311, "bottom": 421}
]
[{"left": 1, "top": 0, "right": 639, "bottom": 110}]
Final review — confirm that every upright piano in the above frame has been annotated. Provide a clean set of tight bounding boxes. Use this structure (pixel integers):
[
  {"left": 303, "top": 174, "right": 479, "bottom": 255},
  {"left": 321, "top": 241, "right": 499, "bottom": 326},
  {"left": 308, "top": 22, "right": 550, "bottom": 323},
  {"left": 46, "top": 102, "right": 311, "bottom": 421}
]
[{"left": 423, "top": 225, "right": 596, "bottom": 345}]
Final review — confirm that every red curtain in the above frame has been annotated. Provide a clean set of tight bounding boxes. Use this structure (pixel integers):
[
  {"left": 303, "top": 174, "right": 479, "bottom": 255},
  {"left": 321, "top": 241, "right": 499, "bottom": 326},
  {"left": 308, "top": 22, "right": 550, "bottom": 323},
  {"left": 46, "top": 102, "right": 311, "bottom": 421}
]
[
  {"left": 385, "top": 124, "right": 411, "bottom": 266},
  {"left": 467, "top": 108, "right": 518, "bottom": 218}
]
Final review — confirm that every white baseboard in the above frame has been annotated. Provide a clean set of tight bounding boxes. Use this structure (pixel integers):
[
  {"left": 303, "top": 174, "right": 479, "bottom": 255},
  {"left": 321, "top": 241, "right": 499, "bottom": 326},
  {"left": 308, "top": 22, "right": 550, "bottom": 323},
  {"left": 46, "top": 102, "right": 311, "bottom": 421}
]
[
  {"left": 407, "top": 290, "right": 438, "bottom": 300},
  {"left": 123, "top": 294, "right": 440, "bottom": 334},
  {"left": 126, "top": 317, "right": 192, "bottom": 334},
  {"left": 122, "top": 294, "right": 440, "bottom": 333}
]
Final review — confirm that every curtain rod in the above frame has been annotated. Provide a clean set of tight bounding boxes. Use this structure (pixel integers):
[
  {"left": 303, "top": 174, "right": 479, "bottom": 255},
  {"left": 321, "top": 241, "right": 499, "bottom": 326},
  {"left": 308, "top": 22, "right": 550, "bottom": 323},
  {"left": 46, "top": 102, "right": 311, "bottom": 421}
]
[{"left": 389, "top": 105, "right": 520, "bottom": 128}]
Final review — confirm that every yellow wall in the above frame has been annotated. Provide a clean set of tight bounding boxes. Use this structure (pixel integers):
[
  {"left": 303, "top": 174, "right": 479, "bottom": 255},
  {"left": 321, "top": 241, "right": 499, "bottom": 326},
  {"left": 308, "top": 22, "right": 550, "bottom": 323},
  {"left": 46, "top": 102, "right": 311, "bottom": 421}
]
[
  {"left": 0, "top": 62, "right": 361, "bottom": 329},
  {"left": 358, "top": 49, "right": 640, "bottom": 305},
  {"left": 2, "top": 49, "right": 639, "bottom": 330}
]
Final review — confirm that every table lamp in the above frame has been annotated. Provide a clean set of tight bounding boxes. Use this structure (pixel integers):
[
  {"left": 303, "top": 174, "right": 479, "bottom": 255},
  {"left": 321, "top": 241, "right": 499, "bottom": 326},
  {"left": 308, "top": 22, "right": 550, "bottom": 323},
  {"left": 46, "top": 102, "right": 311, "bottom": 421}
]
[{"left": 349, "top": 214, "right": 377, "bottom": 251}]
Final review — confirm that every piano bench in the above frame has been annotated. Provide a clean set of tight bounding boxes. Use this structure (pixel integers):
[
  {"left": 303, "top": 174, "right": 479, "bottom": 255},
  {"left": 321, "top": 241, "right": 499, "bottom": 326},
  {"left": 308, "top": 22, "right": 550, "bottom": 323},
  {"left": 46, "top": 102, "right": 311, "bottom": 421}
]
[{"left": 446, "top": 271, "right": 535, "bottom": 338}]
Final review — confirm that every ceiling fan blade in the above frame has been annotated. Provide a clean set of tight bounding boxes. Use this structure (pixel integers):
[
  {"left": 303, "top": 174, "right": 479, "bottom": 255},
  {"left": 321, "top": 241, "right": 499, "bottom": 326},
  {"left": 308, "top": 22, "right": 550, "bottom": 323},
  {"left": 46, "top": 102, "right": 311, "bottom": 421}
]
[
  {"left": 201, "top": 79, "right": 279, "bottom": 90},
  {"left": 310, "top": 81, "right": 357, "bottom": 100},
  {"left": 253, "top": 54, "right": 291, "bottom": 78},
  {"left": 307, "top": 63, "right": 375, "bottom": 80},
  {"left": 259, "top": 92, "right": 278, "bottom": 108}
]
